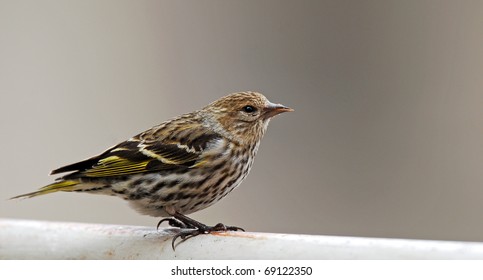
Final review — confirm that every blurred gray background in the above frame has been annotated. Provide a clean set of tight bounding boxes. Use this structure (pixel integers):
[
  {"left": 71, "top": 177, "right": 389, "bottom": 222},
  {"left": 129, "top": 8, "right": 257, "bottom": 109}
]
[{"left": 1, "top": 0, "right": 483, "bottom": 242}]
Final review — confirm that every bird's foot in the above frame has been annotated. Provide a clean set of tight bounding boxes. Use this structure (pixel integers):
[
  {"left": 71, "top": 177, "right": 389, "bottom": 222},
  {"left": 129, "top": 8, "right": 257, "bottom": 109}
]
[
  {"left": 158, "top": 212, "right": 245, "bottom": 250},
  {"left": 170, "top": 222, "right": 244, "bottom": 250}
]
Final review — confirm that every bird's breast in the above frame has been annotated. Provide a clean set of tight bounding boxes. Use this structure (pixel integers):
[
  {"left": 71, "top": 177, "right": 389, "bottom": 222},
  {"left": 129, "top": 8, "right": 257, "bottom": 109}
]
[{"left": 175, "top": 144, "right": 256, "bottom": 214}]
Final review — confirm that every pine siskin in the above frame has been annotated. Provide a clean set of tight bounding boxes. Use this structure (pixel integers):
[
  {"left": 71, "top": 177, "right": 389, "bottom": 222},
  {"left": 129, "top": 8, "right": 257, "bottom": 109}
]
[{"left": 12, "top": 91, "right": 293, "bottom": 248}]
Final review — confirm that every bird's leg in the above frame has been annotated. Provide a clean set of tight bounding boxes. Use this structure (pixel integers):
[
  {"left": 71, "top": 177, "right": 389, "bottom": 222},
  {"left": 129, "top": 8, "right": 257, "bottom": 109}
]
[{"left": 169, "top": 212, "right": 245, "bottom": 250}]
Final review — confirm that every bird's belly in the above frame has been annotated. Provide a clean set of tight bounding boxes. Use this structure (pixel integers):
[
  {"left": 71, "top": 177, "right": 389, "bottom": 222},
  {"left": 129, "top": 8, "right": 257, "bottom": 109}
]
[{"left": 117, "top": 155, "right": 254, "bottom": 217}]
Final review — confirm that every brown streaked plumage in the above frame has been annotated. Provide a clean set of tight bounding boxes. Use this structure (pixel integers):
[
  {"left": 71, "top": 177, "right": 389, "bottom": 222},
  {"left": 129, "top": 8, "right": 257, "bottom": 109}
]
[{"left": 12, "top": 91, "right": 293, "bottom": 249}]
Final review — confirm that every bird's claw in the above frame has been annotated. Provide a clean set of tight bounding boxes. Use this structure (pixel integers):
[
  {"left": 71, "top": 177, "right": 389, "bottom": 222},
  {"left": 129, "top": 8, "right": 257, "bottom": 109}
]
[
  {"left": 157, "top": 218, "right": 188, "bottom": 230},
  {"left": 211, "top": 223, "right": 245, "bottom": 232},
  {"left": 171, "top": 229, "right": 200, "bottom": 250}
]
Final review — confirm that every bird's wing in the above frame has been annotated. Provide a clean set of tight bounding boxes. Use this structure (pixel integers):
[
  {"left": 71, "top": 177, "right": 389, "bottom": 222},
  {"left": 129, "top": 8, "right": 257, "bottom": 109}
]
[{"left": 51, "top": 124, "right": 222, "bottom": 179}]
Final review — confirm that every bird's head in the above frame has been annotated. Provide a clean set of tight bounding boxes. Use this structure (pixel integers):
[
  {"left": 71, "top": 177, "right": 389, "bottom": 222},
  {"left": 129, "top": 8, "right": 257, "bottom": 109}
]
[{"left": 203, "top": 91, "right": 293, "bottom": 144}]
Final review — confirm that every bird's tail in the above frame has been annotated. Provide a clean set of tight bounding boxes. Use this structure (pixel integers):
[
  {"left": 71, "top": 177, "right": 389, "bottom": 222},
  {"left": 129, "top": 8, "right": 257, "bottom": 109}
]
[{"left": 10, "top": 180, "right": 80, "bottom": 199}]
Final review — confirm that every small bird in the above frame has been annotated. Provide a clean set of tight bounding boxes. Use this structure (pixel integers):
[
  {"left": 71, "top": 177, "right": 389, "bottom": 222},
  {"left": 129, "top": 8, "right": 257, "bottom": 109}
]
[{"left": 12, "top": 91, "right": 293, "bottom": 248}]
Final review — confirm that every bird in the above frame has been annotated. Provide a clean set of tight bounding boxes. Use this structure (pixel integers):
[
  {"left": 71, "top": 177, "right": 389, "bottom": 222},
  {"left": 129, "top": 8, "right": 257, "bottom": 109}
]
[{"left": 12, "top": 91, "right": 293, "bottom": 248}]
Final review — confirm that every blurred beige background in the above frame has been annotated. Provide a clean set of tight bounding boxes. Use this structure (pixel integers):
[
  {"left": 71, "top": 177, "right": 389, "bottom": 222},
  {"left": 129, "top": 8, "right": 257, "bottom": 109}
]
[{"left": 1, "top": 0, "right": 483, "bottom": 242}]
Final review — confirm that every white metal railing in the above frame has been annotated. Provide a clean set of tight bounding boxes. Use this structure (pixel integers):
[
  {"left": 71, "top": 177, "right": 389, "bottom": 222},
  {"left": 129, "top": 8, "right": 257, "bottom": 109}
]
[{"left": 1, "top": 219, "right": 483, "bottom": 259}]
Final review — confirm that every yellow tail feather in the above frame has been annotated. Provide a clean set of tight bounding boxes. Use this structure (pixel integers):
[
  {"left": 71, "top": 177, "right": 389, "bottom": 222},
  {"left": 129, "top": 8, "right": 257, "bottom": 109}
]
[{"left": 11, "top": 180, "right": 79, "bottom": 199}]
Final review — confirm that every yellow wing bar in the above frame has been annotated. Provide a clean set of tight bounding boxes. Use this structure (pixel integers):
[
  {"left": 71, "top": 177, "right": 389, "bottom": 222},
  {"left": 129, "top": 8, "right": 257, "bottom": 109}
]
[{"left": 83, "top": 156, "right": 151, "bottom": 177}]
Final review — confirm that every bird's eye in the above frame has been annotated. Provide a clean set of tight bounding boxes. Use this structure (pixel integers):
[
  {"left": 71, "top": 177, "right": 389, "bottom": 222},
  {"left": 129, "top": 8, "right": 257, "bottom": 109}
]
[{"left": 242, "top": 105, "right": 257, "bottom": 113}]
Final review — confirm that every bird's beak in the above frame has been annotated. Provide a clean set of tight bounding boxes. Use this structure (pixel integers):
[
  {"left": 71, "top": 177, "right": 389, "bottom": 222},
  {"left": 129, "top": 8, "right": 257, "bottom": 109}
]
[{"left": 264, "top": 101, "right": 294, "bottom": 119}]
